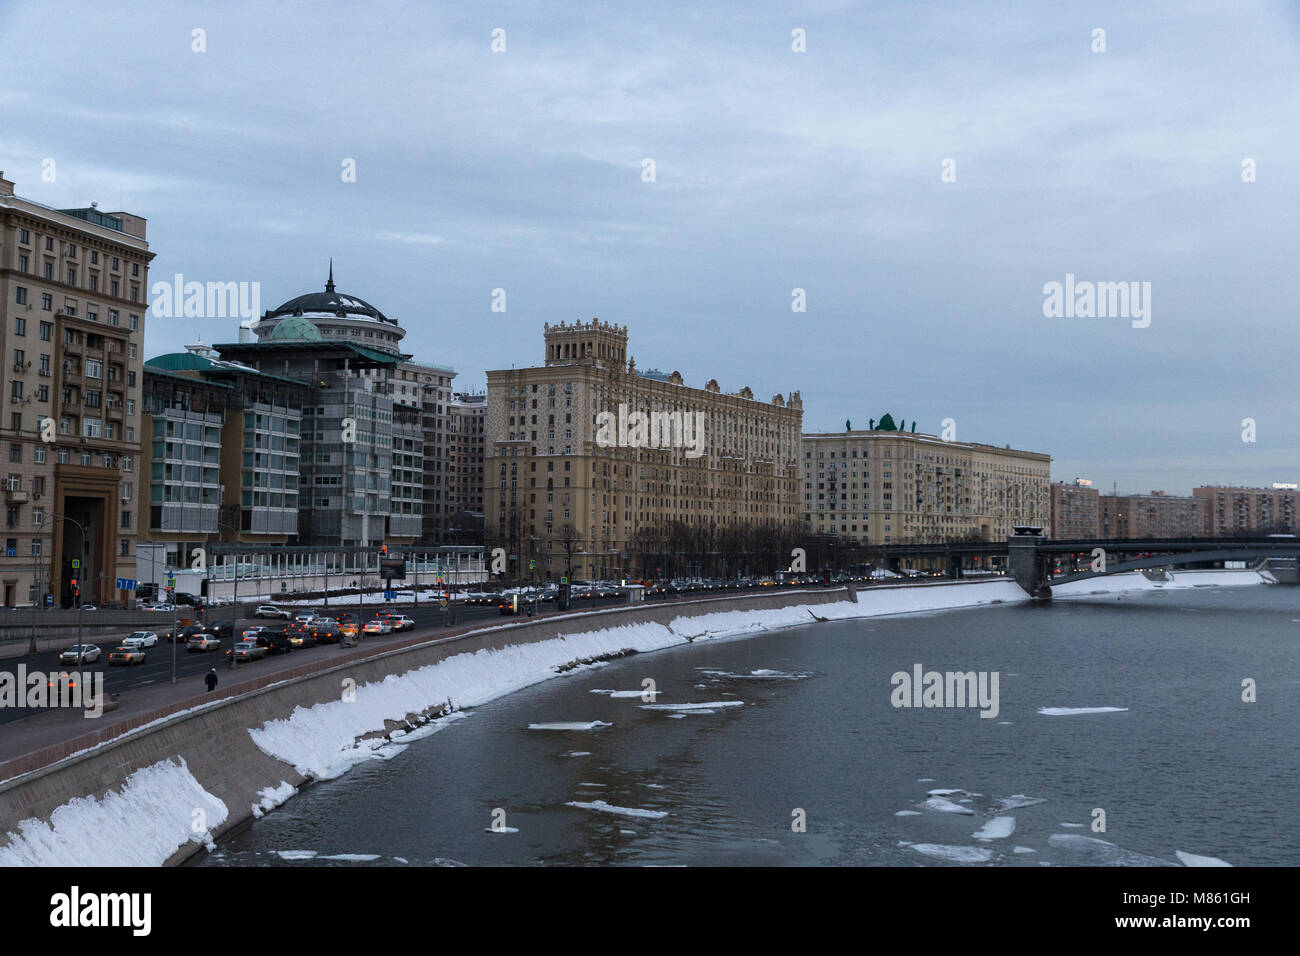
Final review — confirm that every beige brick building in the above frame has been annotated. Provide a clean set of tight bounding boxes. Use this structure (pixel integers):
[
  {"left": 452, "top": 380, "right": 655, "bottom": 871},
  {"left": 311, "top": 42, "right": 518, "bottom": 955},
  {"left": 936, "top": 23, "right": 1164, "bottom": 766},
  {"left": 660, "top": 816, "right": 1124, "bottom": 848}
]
[
  {"left": 802, "top": 424, "right": 1051, "bottom": 544},
  {"left": 0, "top": 172, "right": 152, "bottom": 607},
  {"left": 448, "top": 391, "right": 485, "bottom": 518},
  {"left": 485, "top": 320, "right": 803, "bottom": 579},
  {"left": 1050, "top": 479, "right": 1100, "bottom": 539},
  {"left": 1192, "top": 485, "right": 1299, "bottom": 536}
]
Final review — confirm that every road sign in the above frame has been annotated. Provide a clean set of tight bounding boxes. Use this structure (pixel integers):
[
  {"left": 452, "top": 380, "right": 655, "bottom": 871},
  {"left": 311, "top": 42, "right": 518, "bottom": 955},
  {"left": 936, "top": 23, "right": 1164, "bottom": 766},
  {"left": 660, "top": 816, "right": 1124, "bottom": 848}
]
[
  {"left": 3, "top": 548, "right": 14, "bottom": 557},
  {"left": 71, "top": 558, "right": 80, "bottom": 569},
  {"left": 44, "top": 594, "right": 53, "bottom": 607},
  {"left": 439, "top": 598, "right": 448, "bottom": 607},
  {"left": 560, "top": 575, "right": 568, "bottom": 585},
  {"left": 166, "top": 572, "right": 175, "bottom": 587},
  {"left": 116, "top": 578, "right": 137, "bottom": 591},
  {"left": 528, "top": 559, "right": 536, "bottom": 569},
  {"left": 383, "top": 590, "right": 396, "bottom": 600}
]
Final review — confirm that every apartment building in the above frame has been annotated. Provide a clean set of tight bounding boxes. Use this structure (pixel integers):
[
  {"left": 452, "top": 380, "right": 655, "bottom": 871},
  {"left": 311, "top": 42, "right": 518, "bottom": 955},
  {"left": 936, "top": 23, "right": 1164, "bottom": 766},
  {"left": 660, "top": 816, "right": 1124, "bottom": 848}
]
[
  {"left": 1097, "top": 490, "right": 1208, "bottom": 539},
  {"left": 1050, "top": 479, "right": 1100, "bottom": 539},
  {"left": 448, "top": 390, "right": 486, "bottom": 520},
  {"left": 1192, "top": 485, "right": 1299, "bottom": 536},
  {"left": 0, "top": 172, "right": 151, "bottom": 606},
  {"left": 485, "top": 319, "right": 803, "bottom": 579},
  {"left": 802, "top": 420, "right": 1051, "bottom": 545}
]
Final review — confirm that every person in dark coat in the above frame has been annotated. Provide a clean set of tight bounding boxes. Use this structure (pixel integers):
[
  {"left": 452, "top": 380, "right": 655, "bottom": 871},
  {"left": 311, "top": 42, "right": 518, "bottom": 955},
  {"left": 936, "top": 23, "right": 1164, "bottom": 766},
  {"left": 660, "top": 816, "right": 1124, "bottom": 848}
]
[{"left": 204, "top": 668, "right": 218, "bottom": 692}]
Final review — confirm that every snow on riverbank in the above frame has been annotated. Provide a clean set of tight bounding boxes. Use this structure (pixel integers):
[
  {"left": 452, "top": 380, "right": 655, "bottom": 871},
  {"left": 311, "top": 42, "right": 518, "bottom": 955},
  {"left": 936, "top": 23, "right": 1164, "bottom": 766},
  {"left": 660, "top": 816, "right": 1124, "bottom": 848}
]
[
  {"left": 0, "top": 757, "right": 227, "bottom": 866},
  {"left": 1052, "top": 568, "right": 1266, "bottom": 598}
]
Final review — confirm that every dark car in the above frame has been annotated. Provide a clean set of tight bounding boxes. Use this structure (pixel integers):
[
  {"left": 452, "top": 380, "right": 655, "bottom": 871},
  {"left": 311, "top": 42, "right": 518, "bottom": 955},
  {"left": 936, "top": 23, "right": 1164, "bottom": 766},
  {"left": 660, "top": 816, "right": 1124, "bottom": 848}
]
[
  {"left": 166, "top": 624, "right": 205, "bottom": 644},
  {"left": 255, "top": 629, "right": 293, "bottom": 655},
  {"left": 285, "top": 622, "right": 316, "bottom": 648},
  {"left": 309, "top": 621, "right": 343, "bottom": 644},
  {"left": 199, "top": 620, "right": 235, "bottom": 640}
]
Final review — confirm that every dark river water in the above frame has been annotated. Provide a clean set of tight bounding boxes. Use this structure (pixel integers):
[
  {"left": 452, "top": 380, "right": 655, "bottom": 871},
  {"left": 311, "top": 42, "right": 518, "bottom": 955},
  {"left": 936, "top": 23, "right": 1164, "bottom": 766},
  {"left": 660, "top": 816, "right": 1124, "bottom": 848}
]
[{"left": 205, "top": 585, "right": 1299, "bottom": 866}]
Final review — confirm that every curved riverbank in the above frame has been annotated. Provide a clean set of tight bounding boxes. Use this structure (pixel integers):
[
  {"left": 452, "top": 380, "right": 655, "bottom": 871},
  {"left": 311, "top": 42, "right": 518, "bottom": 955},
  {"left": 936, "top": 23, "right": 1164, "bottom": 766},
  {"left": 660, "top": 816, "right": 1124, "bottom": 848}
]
[{"left": 0, "top": 571, "right": 1270, "bottom": 866}]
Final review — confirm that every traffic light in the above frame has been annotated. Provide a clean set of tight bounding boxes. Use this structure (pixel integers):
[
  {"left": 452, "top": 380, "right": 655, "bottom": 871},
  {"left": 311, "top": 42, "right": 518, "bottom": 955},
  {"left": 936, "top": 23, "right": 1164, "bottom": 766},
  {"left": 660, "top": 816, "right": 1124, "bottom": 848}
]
[{"left": 379, "top": 544, "right": 388, "bottom": 557}]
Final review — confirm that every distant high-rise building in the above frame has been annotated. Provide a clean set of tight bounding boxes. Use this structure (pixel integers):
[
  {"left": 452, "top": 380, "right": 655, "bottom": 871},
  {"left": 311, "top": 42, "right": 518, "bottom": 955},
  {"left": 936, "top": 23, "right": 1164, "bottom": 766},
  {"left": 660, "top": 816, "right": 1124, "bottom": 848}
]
[
  {"left": 448, "top": 391, "right": 485, "bottom": 521},
  {"left": 1192, "top": 485, "right": 1299, "bottom": 536},
  {"left": 1098, "top": 490, "right": 1207, "bottom": 538},
  {"left": 803, "top": 424, "right": 1051, "bottom": 545},
  {"left": 1050, "top": 479, "right": 1099, "bottom": 539},
  {"left": 485, "top": 320, "right": 803, "bottom": 579}
]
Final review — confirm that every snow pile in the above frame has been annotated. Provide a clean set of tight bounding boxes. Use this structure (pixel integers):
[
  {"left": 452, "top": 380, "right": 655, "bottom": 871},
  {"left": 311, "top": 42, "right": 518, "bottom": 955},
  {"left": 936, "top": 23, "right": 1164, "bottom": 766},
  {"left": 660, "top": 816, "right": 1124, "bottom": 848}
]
[
  {"left": 1053, "top": 569, "right": 1265, "bottom": 598},
  {"left": 0, "top": 757, "right": 227, "bottom": 866},
  {"left": 251, "top": 621, "right": 680, "bottom": 778},
  {"left": 251, "top": 781, "right": 297, "bottom": 819}
]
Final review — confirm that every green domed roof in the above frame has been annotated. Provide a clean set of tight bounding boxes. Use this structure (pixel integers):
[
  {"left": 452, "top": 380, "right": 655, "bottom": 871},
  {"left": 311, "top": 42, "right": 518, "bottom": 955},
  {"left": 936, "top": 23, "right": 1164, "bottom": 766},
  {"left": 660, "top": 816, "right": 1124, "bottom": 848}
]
[{"left": 266, "top": 316, "right": 323, "bottom": 342}]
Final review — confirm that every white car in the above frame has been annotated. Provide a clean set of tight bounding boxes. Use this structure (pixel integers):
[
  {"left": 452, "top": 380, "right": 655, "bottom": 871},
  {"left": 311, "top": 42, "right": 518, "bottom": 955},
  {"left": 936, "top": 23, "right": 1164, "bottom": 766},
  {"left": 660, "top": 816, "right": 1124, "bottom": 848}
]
[
  {"left": 121, "top": 631, "right": 159, "bottom": 649},
  {"left": 256, "top": 605, "right": 291, "bottom": 619},
  {"left": 144, "top": 603, "right": 176, "bottom": 612},
  {"left": 293, "top": 611, "right": 317, "bottom": 624},
  {"left": 59, "top": 644, "right": 100, "bottom": 664}
]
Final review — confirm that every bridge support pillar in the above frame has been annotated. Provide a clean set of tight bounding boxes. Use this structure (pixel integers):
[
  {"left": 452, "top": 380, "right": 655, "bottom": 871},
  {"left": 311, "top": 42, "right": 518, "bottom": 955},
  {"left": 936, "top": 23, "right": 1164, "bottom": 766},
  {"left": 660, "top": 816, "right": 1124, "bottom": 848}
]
[{"left": 1009, "top": 531, "right": 1051, "bottom": 598}]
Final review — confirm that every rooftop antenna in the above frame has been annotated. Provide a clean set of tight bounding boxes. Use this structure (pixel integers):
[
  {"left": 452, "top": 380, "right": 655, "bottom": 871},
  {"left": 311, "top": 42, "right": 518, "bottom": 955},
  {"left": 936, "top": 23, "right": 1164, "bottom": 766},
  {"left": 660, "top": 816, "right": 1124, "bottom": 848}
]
[{"left": 326, "top": 258, "right": 335, "bottom": 292}]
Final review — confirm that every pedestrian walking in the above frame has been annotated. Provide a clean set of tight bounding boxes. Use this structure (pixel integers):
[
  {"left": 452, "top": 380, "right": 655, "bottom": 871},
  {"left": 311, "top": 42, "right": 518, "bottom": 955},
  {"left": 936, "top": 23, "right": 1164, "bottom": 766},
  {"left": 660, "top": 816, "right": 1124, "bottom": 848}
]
[{"left": 204, "top": 667, "right": 218, "bottom": 692}]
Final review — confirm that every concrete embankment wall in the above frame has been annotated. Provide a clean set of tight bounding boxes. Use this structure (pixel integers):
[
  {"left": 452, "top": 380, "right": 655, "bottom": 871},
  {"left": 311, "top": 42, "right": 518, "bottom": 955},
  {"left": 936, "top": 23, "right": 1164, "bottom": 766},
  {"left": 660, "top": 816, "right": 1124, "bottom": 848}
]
[{"left": 0, "top": 587, "right": 855, "bottom": 866}]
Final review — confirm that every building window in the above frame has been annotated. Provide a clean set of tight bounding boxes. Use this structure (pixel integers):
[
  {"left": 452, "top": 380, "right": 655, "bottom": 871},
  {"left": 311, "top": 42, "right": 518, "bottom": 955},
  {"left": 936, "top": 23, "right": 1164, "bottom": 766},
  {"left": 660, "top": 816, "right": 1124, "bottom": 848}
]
[
  {"left": 39, "top": 321, "right": 51, "bottom": 341},
  {"left": 34, "top": 446, "right": 44, "bottom": 464}
]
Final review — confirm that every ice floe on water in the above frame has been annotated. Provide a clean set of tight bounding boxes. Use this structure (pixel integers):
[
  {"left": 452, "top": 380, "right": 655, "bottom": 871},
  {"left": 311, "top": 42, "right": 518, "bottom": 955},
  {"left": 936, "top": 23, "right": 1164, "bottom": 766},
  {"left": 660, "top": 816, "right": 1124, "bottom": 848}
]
[
  {"left": 911, "top": 844, "right": 993, "bottom": 863},
  {"left": 319, "top": 853, "right": 381, "bottom": 861},
  {"left": 578, "top": 782, "right": 605, "bottom": 788},
  {"left": 565, "top": 800, "right": 668, "bottom": 819},
  {"left": 1176, "top": 850, "right": 1232, "bottom": 867},
  {"left": 922, "top": 796, "right": 975, "bottom": 815},
  {"left": 1013, "top": 846, "right": 1036, "bottom": 854},
  {"left": 1048, "top": 834, "right": 1175, "bottom": 866},
  {"left": 277, "top": 850, "right": 317, "bottom": 860},
  {"left": 528, "top": 721, "right": 612, "bottom": 731},
  {"left": 972, "top": 816, "right": 1016, "bottom": 840},
  {"left": 639, "top": 701, "right": 744, "bottom": 711},
  {"left": 699, "top": 668, "right": 812, "bottom": 680},
  {"left": 991, "top": 794, "right": 1047, "bottom": 811},
  {"left": 589, "top": 689, "right": 657, "bottom": 698},
  {"left": 1059, "top": 822, "right": 1084, "bottom": 828},
  {"left": 917, "top": 778, "right": 935, "bottom": 783},
  {"left": 895, "top": 810, "right": 922, "bottom": 816},
  {"left": 564, "top": 751, "right": 592, "bottom": 757},
  {"left": 484, "top": 827, "right": 520, "bottom": 834},
  {"left": 1038, "top": 706, "right": 1128, "bottom": 716}
]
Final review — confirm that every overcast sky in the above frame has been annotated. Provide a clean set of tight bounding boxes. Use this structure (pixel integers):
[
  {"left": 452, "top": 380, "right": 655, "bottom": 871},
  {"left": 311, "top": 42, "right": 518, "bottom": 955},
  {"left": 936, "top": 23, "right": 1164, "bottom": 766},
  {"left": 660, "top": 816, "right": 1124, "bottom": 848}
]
[{"left": 3, "top": 0, "right": 1297, "bottom": 494}]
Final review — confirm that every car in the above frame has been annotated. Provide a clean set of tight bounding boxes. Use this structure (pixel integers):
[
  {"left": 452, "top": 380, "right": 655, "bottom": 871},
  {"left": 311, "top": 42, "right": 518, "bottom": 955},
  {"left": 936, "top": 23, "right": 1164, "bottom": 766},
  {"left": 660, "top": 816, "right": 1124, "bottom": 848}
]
[
  {"left": 286, "top": 628, "right": 316, "bottom": 648},
  {"left": 121, "top": 631, "right": 158, "bottom": 649},
  {"left": 226, "top": 641, "right": 265, "bottom": 662},
  {"left": 256, "top": 605, "right": 291, "bottom": 619},
  {"left": 498, "top": 596, "right": 537, "bottom": 616},
  {"left": 58, "top": 644, "right": 100, "bottom": 664},
  {"left": 255, "top": 630, "right": 293, "bottom": 655},
  {"left": 338, "top": 620, "right": 360, "bottom": 641},
  {"left": 309, "top": 621, "right": 343, "bottom": 644},
  {"left": 78, "top": 603, "right": 98, "bottom": 611},
  {"left": 108, "top": 645, "right": 146, "bottom": 666},
  {"left": 362, "top": 619, "right": 391, "bottom": 636},
  {"left": 143, "top": 602, "right": 176, "bottom": 612},
  {"left": 293, "top": 611, "right": 317, "bottom": 624},
  {"left": 199, "top": 620, "right": 235, "bottom": 640},
  {"left": 239, "top": 625, "right": 266, "bottom": 640},
  {"left": 381, "top": 614, "right": 414, "bottom": 632},
  {"left": 166, "top": 624, "right": 205, "bottom": 644},
  {"left": 186, "top": 634, "right": 222, "bottom": 652}
]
